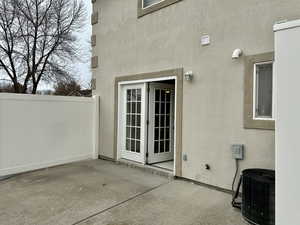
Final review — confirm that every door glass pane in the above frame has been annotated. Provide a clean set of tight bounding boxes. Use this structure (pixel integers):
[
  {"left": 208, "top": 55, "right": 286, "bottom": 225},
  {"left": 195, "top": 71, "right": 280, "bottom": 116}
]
[
  {"left": 132, "top": 102, "right": 136, "bottom": 113},
  {"left": 166, "top": 115, "right": 170, "bottom": 126},
  {"left": 155, "top": 89, "right": 160, "bottom": 101},
  {"left": 160, "top": 128, "right": 165, "bottom": 139},
  {"left": 166, "top": 103, "right": 170, "bottom": 114},
  {"left": 165, "top": 140, "right": 170, "bottom": 153},
  {"left": 126, "top": 103, "right": 130, "bottom": 113},
  {"left": 160, "top": 102, "right": 165, "bottom": 114},
  {"left": 155, "top": 103, "right": 160, "bottom": 114},
  {"left": 154, "top": 128, "right": 159, "bottom": 140},
  {"left": 131, "top": 128, "right": 135, "bottom": 139},
  {"left": 131, "top": 140, "right": 135, "bottom": 152},
  {"left": 126, "top": 139, "right": 130, "bottom": 151},
  {"left": 126, "top": 127, "right": 130, "bottom": 138},
  {"left": 137, "top": 102, "right": 141, "bottom": 113},
  {"left": 127, "top": 90, "right": 131, "bottom": 101},
  {"left": 155, "top": 115, "right": 159, "bottom": 127},
  {"left": 126, "top": 115, "right": 130, "bottom": 126},
  {"left": 154, "top": 141, "right": 159, "bottom": 153},
  {"left": 160, "top": 116, "right": 165, "bottom": 127},
  {"left": 166, "top": 92, "right": 170, "bottom": 102},
  {"left": 136, "top": 115, "right": 141, "bottom": 126},
  {"left": 136, "top": 128, "right": 141, "bottom": 140},
  {"left": 135, "top": 115, "right": 139, "bottom": 126},
  {"left": 165, "top": 128, "right": 170, "bottom": 139},
  {"left": 161, "top": 90, "right": 165, "bottom": 101},
  {"left": 125, "top": 88, "right": 142, "bottom": 152},
  {"left": 131, "top": 115, "right": 135, "bottom": 126},
  {"left": 160, "top": 141, "right": 165, "bottom": 153},
  {"left": 136, "top": 141, "right": 140, "bottom": 153},
  {"left": 137, "top": 89, "right": 141, "bottom": 101},
  {"left": 255, "top": 63, "right": 273, "bottom": 118},
  {"left": 132, "top": 89, "right": 137, "bottom": 101}
]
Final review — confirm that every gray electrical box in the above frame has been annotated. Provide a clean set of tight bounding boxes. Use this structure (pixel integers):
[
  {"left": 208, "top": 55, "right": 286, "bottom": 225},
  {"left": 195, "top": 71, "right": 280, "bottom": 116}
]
[{"left": 232, "top": 144, "right": 244, "bottom": 160}]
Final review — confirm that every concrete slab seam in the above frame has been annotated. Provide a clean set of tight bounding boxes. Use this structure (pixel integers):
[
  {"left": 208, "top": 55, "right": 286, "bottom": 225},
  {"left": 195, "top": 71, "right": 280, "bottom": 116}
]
[{"left": 71, "top": 181, "right": 171, "bottom": 225}]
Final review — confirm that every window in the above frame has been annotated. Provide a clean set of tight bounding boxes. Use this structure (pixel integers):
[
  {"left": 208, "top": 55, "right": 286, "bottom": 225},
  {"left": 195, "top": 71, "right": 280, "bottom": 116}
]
[
  {"left": 138, "top": 0, "right": 182, "bottom": 18},
  {"left": 244, "top": 52, "right": 275, "bottom": 130},
  {"left": 143, "top": 0, "right": 163, "bottom": 8},
  {"left": 253, "top": 62, "right": 274, "bottom": 120}
]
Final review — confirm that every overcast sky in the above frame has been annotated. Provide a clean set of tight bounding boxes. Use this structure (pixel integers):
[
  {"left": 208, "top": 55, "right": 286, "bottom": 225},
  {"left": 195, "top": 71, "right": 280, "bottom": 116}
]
[{"left": 72, "top": 0, "right": 92, "bottom": 89}]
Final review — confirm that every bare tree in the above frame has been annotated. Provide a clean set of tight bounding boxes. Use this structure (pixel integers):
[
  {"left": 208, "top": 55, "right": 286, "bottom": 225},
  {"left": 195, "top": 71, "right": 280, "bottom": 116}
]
[
  {"left": 54, "top": 79, "right": 81, "bottom": 96},
  {"left": 0, "top": 82, "right": 18, "bottom": 93},
  {"left": 0, "top": 0, "right": 86, "bottom": 94},
  {"left": 53, "top": 78, "right": 92, "bottom": 97}
]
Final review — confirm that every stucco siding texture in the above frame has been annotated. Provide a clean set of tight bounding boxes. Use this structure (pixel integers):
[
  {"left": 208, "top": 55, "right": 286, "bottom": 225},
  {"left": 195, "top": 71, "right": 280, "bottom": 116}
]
[{"left": 92, "top": 0, "right": 300, "bottom": 189}]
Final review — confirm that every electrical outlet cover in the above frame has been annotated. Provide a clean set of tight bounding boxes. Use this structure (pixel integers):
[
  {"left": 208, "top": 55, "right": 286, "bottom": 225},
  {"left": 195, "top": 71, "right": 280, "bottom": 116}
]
[
  {"left": 201, "top": 35, "right": 210, "bottom": 46},
  {"left": 183, "top": 154, "right": 188, "bottom": 161}
]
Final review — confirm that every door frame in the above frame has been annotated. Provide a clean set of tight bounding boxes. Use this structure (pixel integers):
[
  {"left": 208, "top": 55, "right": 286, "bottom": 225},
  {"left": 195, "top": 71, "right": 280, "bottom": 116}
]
[{"left": 114, "top": 68, "right": 183, "bottom": 177}]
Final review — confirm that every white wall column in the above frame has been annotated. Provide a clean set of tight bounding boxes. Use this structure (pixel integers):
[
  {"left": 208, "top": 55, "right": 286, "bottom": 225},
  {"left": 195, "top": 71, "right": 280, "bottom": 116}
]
[{"left": 274, "top": 19, "right": 300, "bottom": 225}]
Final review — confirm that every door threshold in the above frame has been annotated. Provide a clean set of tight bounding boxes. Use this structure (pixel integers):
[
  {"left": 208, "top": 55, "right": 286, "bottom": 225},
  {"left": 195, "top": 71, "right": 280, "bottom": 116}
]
[
  {"left": 118, "top": 159, "right": 174, "bottom": 179},
  {"left": 151, "top": 165, "right": 173, "bottom": 172},
  {"left": 150, "top": 160, "right": 174, "bottom": 172}
]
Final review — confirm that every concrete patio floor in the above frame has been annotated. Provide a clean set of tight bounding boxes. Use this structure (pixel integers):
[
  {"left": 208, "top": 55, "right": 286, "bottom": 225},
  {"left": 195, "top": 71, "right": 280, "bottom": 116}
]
[{"left": 0, "top": 160, "right": 246, "bottom": 225}]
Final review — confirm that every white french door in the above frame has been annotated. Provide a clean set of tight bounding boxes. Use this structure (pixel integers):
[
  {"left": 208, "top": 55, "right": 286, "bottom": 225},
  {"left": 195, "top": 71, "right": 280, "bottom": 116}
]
[
  {"left": 119, "top": 83, "right": 147, "bottom": 163},
  {"left": 147, "top": 83, "right": 175, "bottom": 164},
  {"left": 118, "top": 81, "right": 175, "bottom": 165}
]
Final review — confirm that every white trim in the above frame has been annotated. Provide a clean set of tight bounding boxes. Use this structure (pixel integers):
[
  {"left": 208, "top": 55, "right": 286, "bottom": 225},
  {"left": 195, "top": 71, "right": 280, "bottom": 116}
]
[
  {"left": 118, "top": 76, "right": 176, "bottom": 85},
  {"left": 274, "top": 19, "right": 300, "bottom": 32},
  {"left": 252, "top": 61, "right": 275, "bottom": 121},
  {"left": 0, "top": 154, "right": 94, "bottom": 177},
  {"left": 142, "top": 0, "right": 165, "bottom": 9},
  {"left": 0, "top": 93, "right": 94, "bottom": 103},
  {"left": 117, "top": 83, "right": 122, "bottom": 161},
  {"left": 92, "top": 95, "right": 100, "bottom": 159},
  {"left": 173, "top": 78, "right": 178, "bottom": 174}
]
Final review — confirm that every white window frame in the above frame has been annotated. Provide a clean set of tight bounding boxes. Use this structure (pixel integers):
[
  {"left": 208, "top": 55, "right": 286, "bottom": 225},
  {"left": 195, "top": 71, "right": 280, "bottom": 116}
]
[
  {"left": 142, "top": 0, "right": 165, "bottom": 9},
  {"left": 252, "top": 61, "right": 275, "bottom": 121}
]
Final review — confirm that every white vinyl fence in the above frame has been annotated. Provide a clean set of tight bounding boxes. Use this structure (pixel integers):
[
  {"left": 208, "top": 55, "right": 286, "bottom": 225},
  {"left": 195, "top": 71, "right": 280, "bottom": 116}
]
[
  {"left": 274, "top": 19, "right": 300, "bottom": 225},
  {"left": 0, "top": 93, "right": 99, "bottom": 177}
]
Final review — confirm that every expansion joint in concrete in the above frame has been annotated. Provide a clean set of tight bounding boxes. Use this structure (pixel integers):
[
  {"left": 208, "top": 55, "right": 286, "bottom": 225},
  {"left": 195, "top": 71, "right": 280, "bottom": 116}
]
[{"left": 71, "top": 181, "right": 171, "bottom": 225}]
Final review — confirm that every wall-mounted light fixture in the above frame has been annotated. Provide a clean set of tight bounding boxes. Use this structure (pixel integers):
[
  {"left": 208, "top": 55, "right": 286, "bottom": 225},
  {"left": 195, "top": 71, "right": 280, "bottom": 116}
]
[
  {"left": 232, "top": 49, "right": 243, "bottom": 59},
  {"left": 184, "top": 71, "right": 193, "bottom": 81}
]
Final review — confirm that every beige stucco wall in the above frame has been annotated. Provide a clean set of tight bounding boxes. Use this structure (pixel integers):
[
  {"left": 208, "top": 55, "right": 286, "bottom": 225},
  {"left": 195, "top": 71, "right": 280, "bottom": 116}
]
[{"left": 92, "top": 0, "right": 300, "bottom": 189}]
